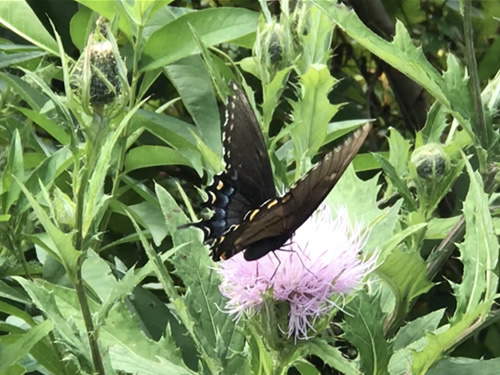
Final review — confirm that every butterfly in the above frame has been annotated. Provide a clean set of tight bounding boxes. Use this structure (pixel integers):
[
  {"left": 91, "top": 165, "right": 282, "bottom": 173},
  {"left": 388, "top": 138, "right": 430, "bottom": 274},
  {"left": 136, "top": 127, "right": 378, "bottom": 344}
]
[{"left": 194, "top": 81, "right": 371, "bottom": 262}]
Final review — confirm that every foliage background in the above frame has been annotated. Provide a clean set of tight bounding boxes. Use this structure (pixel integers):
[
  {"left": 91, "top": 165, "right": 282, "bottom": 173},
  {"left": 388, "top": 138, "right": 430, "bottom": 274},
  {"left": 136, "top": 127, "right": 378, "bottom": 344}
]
[{"left": 0, "top": 0, "right": 500, "bottom": 374}]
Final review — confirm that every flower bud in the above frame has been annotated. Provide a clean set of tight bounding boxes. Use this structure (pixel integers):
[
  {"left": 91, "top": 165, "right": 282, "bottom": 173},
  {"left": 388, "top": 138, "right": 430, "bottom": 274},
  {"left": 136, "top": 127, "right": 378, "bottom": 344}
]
[
  {"left": 89, "top": 40, "right": 121, "bottom": 107},
  {"left": 410, "top": 143, "right": 450, "bottom": 182},
  {"left": 254, "top": 20, "right": 294, "bottom": 82},
  {"left": 70, "top": 17, "right": 127, "bottom": 118}
]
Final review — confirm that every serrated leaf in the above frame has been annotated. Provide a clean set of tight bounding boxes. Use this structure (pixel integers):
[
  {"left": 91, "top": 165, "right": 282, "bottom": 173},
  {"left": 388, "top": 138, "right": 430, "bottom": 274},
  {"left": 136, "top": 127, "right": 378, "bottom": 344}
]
[
  {"left": 373, "top": 153, "right": 417, "bottom": 210},
  {"left": 298, "top": 339, "right": 360, "bottom": 375},
  {"left": 155, "top": 184, "right": 246, "bottom": 371},
  {"left": 14, "top": 278, "right": 85, "bottom": 350},
  {"left": 388, "top": 128, "right": 411, "bottom": 176},
  {"left": 377, "top": 249, "right": 433, "bottom": 315},
  {"left": 289, "top": 65, "right": 340, "bottom": 164},
  {"left": 421, "top": 101, "right": 448, "bottom": 143},
  {"left": 297, "top": 6, "right": 334, "bottom": 71},
  {"left": 83, "top": 99, "right": 146, "bottom": 239},
  {"left": 16, "top": 147, "right": 73, "bottom": 214},
  {"left": 453, "top": 157, "right": 498, "bottom": 317},
  {"left": 329, "top": 166, "right": 401, "bottom": 256},
  {"left": 313, "top": 2, "right": 472, "bottom": 136},
  {"left": 126, "top": 201, "right": 168, "bottom": 246},
  {"left": 343, "top": 292, "right": 392, "bottom": 375}
]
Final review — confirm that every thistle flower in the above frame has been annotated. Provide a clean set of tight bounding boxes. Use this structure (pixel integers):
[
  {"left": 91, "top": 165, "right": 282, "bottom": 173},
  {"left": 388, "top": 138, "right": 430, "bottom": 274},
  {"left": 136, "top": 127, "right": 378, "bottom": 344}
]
[{"left": 218, "top": 206, "right": 376, "bottom": 340}]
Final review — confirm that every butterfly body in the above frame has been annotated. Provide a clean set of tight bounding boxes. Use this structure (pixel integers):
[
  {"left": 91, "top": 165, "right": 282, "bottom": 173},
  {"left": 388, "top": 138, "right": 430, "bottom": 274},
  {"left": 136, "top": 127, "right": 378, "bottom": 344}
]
[{"left": 194, "top": 81, "right": 371, "bottom": 262}]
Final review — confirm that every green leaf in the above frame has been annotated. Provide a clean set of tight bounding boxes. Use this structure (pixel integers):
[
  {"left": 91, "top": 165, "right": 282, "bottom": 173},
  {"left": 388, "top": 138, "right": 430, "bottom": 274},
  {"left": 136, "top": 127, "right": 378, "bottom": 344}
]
[
  {"left": 262, "top": 67, "right": 293, "bottom": 134},
  {"left": 328, "top": 166, "right": 401, "bottom": 256},
  {"left": 388, "top": 128, "right": 411, "bottom": 176},
  {"left": 0, "top": 322, "right": 66, "bottom": 375},
  {"left": 0, "top": 50, "right": 46, "bottom": 68},
  {"left": 323, "top": 119, "right": 370, "bottom": 145},
  {"left": 0, "top": 0, "right": 58, "bottom": 55},
  {"left": 132, "top": 109, "right": 199, "bottom": 150},
  {"left": 73, "top": 0, "right": 133, "bottom": 38},
  {"left": 0, "top": 300, "right": 36, "bottom": 326},
  {"left": 289, "top": 65, "right": 340, "bottom": 163},
  {"left": 2, "top": 129, "right": 24, "bottom": 213},
  {"left": 343, "top": 292, "right": 392, "bottom": 375},
  {"left": 15, "top": 106, "right": 71, "bottom": 145},
  {"left": 427, "top": 357, "right": 500, "bottom": 375},
  {"left": 301, "top": 339, "right": 360, "bottom": 375},
  {"left": 82, "top": 99, "right": 145, "bottom": 239},
  {"left": 124, "top": 145, "right": 196, "bottom": 173},
  {"left": 156, "top": 184, "right": 246, "bottom": 372},
  {"left": 15, "top": 277, "right": 190, "bottom": 371},
  {"left": 109, "top": 345, "right": 195, "bottom": 375},
  {"left": 14, "top": 178, "right": 81, "bottom": 282},
  {"left": 163, "top": 55, "right": 221, "bottom": 157},
  {"left": 421, "top": 102, "right": 448, "bottom": 143},
  {"left": 296, "top": 6, "right": 334, "bottom": 72},
  {"left": 127, "top": 201, "right": 168, "bottom": 247},
  {"left": 0, "top": 281, "right": 30, "bottom": 304},
  {"left": 426, "top": 216, "right": 460, "bottom": 240},
  {"left": 0, "top": 71, "right": 48, "bottom": 111},
  {"left": 373, "top": 153, "right": 417, "bottom": 210},
  {"left": 141, "top": 7, "right": 259, "bottom": 70},
  {"left": 16, "top": 147, "right": 73, "bottom": 214},
  {"left": 392, "top": 309, "right": 445, "bottom": 350},
  {"left": 377, "top": 249, "right": 433, "bottom": 319},
  {"left": 314, "top": 2, "right": 472, "bottom": 137},
  {"left": 0, "top": 319, "right": 54, "bottom": 373},
  {"left": 453, "top": 157, "right": 498, "bottom": 317}
]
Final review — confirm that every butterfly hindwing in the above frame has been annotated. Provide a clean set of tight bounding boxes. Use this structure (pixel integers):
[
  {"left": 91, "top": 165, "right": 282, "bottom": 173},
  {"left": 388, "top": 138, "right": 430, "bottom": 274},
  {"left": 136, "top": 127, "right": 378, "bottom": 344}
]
[{"left": 212, "top": 123, "right": 372, "bottom": 261}]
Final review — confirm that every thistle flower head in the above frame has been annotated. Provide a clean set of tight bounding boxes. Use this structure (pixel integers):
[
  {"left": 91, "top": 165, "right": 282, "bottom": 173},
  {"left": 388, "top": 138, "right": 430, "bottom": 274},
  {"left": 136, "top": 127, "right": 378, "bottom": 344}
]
[{"left": 218, "top": 206, "right": 376, "bottom": 340}]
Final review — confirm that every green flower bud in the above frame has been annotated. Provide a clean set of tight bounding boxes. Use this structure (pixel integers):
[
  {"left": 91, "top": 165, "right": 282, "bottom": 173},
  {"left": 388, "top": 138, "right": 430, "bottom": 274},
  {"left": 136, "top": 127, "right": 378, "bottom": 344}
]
[
  {"left": 410, "top": 143, "right": 450, "bottom": 181},
  {"left": 254, "top": 20, "right": 294, "bottom": 83},
  {"left": 89, "top": 40, "right": 121, "bottom": 107},
  {"left": 70, "top": 17, "right": 127, "bottom": 118}
]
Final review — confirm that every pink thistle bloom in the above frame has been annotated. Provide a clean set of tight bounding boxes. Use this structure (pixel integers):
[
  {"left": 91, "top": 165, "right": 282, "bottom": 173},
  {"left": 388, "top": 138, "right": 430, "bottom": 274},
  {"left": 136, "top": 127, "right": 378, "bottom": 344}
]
[{"left": 218, "top": 206, "right": 377, "bottom": 339}]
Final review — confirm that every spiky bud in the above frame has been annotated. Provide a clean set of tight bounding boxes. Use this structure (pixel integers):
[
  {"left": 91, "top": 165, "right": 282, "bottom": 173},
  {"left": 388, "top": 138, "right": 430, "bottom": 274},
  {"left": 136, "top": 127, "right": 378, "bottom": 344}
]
[
  {"left": 89, "top": 40, "right": 121, "bottom": 107},
  {"left": 410, "top": 143, "right": 450, "bottom": 182}
]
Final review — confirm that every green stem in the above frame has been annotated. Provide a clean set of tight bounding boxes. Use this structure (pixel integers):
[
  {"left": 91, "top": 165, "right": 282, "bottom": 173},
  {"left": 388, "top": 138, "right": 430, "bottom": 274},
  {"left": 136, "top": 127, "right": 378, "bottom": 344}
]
[
  {"left": 75, "top": 267, "right": 106, "bottom": 375},
  {"left": 463, "top": 0, "right": 487, "bottom": 149},
  {"left": 95, "top": 25, "right": 144, "bottom": 252}
]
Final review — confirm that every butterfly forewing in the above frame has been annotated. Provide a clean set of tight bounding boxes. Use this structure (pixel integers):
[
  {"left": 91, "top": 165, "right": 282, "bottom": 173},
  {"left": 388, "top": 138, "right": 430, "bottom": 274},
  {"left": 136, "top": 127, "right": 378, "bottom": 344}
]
[
  {"left": 213, "top": 123, "right": 371, "bottom": 261},
  {"left": 197, "top": 81, "right": 276, "bottom": 247},
  {"left": 222, "top": 81, "right": 275, "bottom": 205}
]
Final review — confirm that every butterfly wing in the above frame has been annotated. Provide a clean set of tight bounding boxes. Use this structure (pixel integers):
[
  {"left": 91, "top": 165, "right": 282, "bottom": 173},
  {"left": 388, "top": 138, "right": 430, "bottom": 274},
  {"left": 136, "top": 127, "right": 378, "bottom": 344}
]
[
  {"left": 196, "top": 81, "right": 276, "bottom": 244},
  {"left": 212, "top": 123, "right": 372, "bottom": 261},
  {"left": 222, "top": 81, "right": 275, "bottom": 204}
]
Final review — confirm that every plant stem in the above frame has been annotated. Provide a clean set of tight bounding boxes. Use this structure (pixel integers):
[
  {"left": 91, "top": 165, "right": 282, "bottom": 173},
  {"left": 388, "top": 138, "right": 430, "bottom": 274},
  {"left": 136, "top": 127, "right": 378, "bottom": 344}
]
[
  {"left": 75, "top": 267, "right": 106, "bottom": 375},
  {"left": 463, "top": 0, "right": 487, "bottom": 149}
]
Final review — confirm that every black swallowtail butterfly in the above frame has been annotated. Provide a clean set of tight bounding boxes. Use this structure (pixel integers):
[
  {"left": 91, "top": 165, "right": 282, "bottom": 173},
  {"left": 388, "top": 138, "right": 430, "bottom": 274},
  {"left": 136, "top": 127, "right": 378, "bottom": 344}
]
[{"left": 194, "top": 81, "right": 371, "bottom": 262}]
